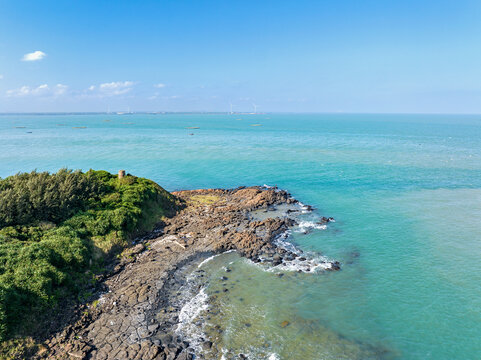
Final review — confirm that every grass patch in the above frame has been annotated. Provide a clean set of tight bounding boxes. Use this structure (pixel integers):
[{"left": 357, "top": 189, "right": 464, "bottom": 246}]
[{"left": 188, "top": 194, "right": 222, "bottom": 206}]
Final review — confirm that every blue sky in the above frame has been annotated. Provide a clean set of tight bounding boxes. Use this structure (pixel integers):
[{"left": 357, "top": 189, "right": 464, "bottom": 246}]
[{"left": 1, "top": 0, "right": 481, "bottom": 113}]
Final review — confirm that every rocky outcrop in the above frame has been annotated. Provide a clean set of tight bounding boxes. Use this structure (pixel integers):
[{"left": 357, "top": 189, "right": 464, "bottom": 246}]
[{"left": 38, "top": 186, "right": 338, "bottom": 360}]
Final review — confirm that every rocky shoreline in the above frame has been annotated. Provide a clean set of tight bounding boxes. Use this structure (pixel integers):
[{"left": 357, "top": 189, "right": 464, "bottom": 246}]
[{"left": 39, "top": 186, "right": 339, "bottom": 360}]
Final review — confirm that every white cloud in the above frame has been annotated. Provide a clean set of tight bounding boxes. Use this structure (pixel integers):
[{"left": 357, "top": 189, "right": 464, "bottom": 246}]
[
  {"left": 98, "top": 81, "right": 134, "bottom": 96},
  {"left": 54, "top": 84, "right": 68, "bottom": 95},
  {"left": 6, "top": 84, "right": 68, "bottom": 97},
  {"left": 22, "top": 50, "right": 47, "bottom": 62},
  {"left": 0, "top": 74, "right": 3, "bottom": 80},
  {"left": 154, "top": 83, "right": 166, "bottom": 88}
]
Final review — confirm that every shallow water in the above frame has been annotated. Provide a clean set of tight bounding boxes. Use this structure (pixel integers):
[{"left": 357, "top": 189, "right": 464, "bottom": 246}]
[{"left": 1, "top": 113, "right": 481, "bottom": 359}]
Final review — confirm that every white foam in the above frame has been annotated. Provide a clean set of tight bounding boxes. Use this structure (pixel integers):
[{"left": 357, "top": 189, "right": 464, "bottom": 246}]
[
  {"left": 268, "top": 353, "right": 280, "bottom": 360},
  {"left": 268, "top": 231, "right": 336, "bottom": 273},
  {"left": 273, "top": 256, "right": 333, "bottom": 272},
  {"left": 220, "top": 348, "right": 228, "bottom": 360},
  {"left": 197, "top": 249, "right": 236, "bottom": 268},
  {"left": 295, "top": 220, "right": 327, "bottom": 233},
  {"left": 178, "top": 288, "right": 208, "bottom": 326},
  {"left": 297, "top": 202, "right": 311, "bottom": 213},
  {"left": 246, "top": 250, "right": 334, "bottom": 274},
  {"left": 176, "top": 288, "right": 209, "bottom": 352},
  {"left": 261, "top": 184, "right": 282, "bottom": 192}
]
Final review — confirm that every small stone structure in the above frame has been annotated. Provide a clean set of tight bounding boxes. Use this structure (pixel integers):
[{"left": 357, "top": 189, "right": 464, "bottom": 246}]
[{"left": 118, "top": 170, "right": 126, "bottom": 179}]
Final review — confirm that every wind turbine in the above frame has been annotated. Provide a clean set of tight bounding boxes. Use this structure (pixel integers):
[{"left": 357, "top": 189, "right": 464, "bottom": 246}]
[
  {"left": 252, "top": 103, "right": 258, "bottom": 114},
  {"left": 229, "top": 102, "right": 234, "bottom": 115}
]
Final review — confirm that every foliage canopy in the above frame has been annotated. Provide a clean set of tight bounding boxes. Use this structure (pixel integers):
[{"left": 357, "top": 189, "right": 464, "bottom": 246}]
[{"left": 0, "top": 169, "right": 179, "bottom": 341}]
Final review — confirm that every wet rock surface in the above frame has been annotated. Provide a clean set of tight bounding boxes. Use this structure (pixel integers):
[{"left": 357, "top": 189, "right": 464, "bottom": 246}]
[{"left": 37, "top": 186, "right": 338, "bottom": 359}]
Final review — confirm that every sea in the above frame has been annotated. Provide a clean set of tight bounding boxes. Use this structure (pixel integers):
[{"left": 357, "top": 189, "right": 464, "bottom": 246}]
[{"left": 1, "top": 113, "right": 480, "bottom": 359}]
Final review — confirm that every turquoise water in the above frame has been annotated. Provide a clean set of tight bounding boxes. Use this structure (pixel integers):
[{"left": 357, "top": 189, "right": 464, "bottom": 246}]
[{"left": 1, "top": 113, "right": 481, "bottom": 359}]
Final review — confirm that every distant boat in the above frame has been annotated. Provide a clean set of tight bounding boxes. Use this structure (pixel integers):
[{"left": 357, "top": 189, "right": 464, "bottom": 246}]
[
  {"left": 72, "top": 126, "right": 87, "bottom": 129},
  {"left": 185, "top": 126, "right": 200, "bottom": 129},
  {"left": 250, "top": 124, "right": 262, "bottom": 127}
]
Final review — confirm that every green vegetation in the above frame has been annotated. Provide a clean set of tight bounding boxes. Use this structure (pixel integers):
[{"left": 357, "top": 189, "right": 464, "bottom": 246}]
[
  {"left": 188, "top": 194, "right": 222, "bottom": 206},
  {"left": 0, "top": 169, "right": 180, "bottom": 341}
]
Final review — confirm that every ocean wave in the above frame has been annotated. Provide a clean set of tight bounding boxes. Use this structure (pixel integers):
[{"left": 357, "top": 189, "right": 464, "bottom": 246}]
[
  {"left": 273, "top": 256, "right": 334, "bottom": 272},
  {"left": 261, "top": 184, "right": 282, "bottom": 192},
  {"left": 178, "top": 288, "right": 208, "bottom": 325},
  {"left": 297, "top": 202, "right": 311, "bottom": 213},
  {"left": 176, "top": 287, "right": 209, "bottom": 352},
  {"left": 246, "top": 251, "right": 334, "bottom": 274},
  {"left": 198, "top": 249, "right": 236, "bottom": 268},
  {"left": 270, "top": 231, "right": 335, "bottom": 272},
  {"left": 295, "top": 220, "right": 327, "bottom": 233}
]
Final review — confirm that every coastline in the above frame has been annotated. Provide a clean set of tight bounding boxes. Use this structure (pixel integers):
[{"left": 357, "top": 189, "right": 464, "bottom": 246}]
[{"left": 40, "top": 186, "right": 339, "bottom": 360}]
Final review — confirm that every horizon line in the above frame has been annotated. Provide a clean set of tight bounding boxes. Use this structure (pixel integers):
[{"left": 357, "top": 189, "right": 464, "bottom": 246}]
[{"left": 1, "top": 111, "right": 481, "bottom": 116}]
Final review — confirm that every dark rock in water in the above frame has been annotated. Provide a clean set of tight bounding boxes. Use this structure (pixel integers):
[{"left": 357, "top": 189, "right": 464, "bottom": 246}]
[
  {"left": 225, "top": 268, "right": 232, "bottom": 272},
  {"left": 280, "top": 320, "right": 290, "bottom": 328},
  {"left": 220, "top": 276, "right": 228, "bottom": 281},
  {"left": 245, "top": 323, "right": 251, "bottom": 327},
  {"left": 177, "top": 352, "right": 194, "bottom": 360},
  {"left": 299, "top": 257, "right": 306, "bottom": 261},
  {"left": 239, "top": 354, "right": 248, "bottom": 359},
  {"left": 285, "top": 218, "right": 297, "bottom": 226},
  {"left": 330, "top": 261, "right": 341, "bottom": 271},
  {"left": 202, "top": 341, "right": 213, "bottom": 350},
  {"left": 223, "top": 288, "right": 229, "bottom": 292},
  {"left": 277, "top": 273, "right": 284, "bottom": 278},
  {"left": 317, "top": 216, "right": 334, "bottom": 224},
  {"left": 346, "top": 250, "right": 360, "bottom": 264}
]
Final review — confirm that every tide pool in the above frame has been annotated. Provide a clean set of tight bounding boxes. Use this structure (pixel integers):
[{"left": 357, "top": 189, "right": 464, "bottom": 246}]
[{"left": 1, "top": 113, "right": 480, "bottom": 359}]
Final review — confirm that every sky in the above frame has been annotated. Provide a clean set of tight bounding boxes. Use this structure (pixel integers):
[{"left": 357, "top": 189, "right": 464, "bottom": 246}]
[{"left": 0, "top": 0, "right": 481, "bottom": 113}]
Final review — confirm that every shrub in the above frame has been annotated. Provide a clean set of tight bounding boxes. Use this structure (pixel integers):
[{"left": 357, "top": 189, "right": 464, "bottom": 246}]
[{"left": 0, "top": 169, "right": 179, "bottom": 340}]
